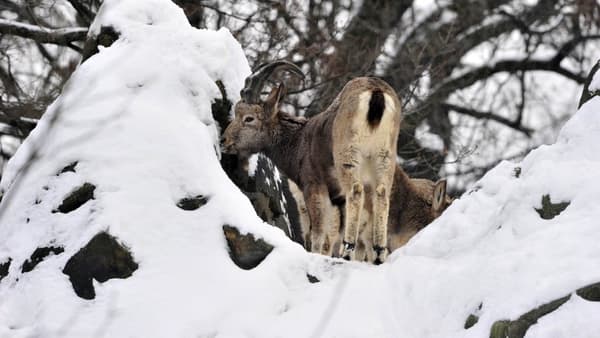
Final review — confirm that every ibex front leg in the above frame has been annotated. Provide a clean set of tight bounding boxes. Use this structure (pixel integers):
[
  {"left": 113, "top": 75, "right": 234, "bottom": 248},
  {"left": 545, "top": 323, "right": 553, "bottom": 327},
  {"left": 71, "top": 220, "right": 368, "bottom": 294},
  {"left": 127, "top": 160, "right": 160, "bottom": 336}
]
[
  {"left": 371, "top": 149, "right": 394, "bottom": 264},
  {"left": 304, "top": 185, "right": 339, "bottom": 256}
]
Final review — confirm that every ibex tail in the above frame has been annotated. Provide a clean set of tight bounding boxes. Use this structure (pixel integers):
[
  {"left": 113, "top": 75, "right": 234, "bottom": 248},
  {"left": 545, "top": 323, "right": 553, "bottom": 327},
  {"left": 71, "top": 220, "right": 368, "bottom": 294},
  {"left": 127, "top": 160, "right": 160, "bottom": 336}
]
[{"left": 367, "top": 89, "right": 385, "bottom": 128}]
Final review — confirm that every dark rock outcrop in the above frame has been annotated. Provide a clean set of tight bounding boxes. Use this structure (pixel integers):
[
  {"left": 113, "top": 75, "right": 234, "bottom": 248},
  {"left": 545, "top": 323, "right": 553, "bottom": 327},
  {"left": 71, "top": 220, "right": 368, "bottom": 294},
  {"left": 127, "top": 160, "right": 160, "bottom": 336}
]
[
  {"left": 576, "top": 281, "right": 600, "bottom": 302},
  {"left": 489, "top": 295, "right": 570, "bottom": 338},
  {"left": 21, "top": 246, "right": 64, "bottom": 273},
  {"left": 58, "top": 161, "right": 78, "bottom": 174},
  {"left": 534, "top": 194, "right": 570, "bottom": 220},
  {"left": 223, "top": 225, "right": 274, "bottom": 270},
  {"left": 0, "top": 258, "right": 11, "bottom": 282},
  {"left": 464, "top": 302, "right": 482, "bottom": 329},
  {"left": 176, "top": 195, "right": 208, "bottom": 210},
  {"left": 464, "top": 314, "right": 479, "bottom": 329},
  {"left": 307, "top": 274, "right": 320, "bottom": 283},
  {"left": 513, "top": 167, "right": 521, "bottom": 178},
  {"left": 62, "top": 232, "right": 138, "bottom": 300},
  {"left": 54, "top": 183, "right": 96, "bottom": 213}
]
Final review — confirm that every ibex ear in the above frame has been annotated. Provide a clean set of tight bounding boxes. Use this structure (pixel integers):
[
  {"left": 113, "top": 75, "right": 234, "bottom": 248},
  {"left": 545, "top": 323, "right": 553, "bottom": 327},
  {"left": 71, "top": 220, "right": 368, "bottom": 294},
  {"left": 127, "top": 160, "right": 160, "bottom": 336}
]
[
  {"left": 432, "top": 179, "right": 447, "bottom": 212},
  {"left": 264, "top": 82, "right": 286, "bottom": 119}
]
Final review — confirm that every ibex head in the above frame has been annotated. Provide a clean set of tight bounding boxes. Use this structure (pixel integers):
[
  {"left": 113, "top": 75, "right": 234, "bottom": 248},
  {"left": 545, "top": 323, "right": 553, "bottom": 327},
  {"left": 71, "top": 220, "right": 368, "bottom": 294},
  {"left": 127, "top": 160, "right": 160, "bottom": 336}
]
[{"left": 222, "top": 61, "right": 304, "bottom": 157}]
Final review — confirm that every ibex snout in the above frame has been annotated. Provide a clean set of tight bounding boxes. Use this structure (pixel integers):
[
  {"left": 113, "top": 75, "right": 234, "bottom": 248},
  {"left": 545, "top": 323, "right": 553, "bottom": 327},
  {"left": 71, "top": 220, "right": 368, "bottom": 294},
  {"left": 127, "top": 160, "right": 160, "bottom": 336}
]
[
  {"left": 221, "top": 140, "right": 236, "bottom": 154},
  {"left": 221, "top": 126, "right": 239, "bottom": 154}
]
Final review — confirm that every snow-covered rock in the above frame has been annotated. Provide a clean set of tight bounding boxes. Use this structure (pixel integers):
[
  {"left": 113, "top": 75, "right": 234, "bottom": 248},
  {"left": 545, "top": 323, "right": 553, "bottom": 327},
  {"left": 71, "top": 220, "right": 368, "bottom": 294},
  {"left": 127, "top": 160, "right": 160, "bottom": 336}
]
[{"left": 0, "top": 1, "right": 599, "bottom": 337}]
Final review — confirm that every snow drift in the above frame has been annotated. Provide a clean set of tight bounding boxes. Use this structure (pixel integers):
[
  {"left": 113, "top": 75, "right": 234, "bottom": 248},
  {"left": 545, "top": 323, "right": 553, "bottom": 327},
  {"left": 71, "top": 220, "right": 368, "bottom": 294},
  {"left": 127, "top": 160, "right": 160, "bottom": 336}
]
[{"left": 0, "top": 0, "right": 599, "bottom": 337}]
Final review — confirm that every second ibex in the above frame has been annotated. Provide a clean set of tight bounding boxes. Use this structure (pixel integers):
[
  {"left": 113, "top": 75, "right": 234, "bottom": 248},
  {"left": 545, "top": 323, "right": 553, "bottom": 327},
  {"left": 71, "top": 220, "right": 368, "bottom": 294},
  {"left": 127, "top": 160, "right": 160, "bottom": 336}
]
[{"left": 222, "top": 61, "right": 401, "bottom": 264}]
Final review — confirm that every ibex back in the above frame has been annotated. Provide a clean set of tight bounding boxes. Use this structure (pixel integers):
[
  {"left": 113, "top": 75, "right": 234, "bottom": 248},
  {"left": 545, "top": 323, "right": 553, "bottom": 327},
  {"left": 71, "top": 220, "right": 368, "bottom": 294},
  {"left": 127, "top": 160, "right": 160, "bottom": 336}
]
[{"left": 222, "top": 61, "right": 401, "bottom": 264}]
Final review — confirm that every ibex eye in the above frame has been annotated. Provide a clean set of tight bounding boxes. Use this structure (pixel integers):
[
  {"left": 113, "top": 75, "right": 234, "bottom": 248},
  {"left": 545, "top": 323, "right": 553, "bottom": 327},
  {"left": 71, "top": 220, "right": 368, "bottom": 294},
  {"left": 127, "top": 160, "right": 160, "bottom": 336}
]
[{"left": 243, "top": 116, "right": 255, "bottom": 123}]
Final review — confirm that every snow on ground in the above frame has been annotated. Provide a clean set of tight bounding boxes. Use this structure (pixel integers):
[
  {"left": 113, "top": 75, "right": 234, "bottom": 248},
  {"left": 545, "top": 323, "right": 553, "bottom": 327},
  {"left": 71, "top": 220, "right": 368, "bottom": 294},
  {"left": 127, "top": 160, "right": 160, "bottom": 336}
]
[{"left": 0, "top": 1, "right": 599, "bottom": 337}]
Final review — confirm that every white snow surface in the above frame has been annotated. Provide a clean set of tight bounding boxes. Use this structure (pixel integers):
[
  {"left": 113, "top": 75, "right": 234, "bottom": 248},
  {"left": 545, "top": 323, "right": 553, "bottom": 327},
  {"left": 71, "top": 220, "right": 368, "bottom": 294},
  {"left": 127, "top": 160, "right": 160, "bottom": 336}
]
[{"left": 1, "top": 1, "right": 600, "bottom": 337}]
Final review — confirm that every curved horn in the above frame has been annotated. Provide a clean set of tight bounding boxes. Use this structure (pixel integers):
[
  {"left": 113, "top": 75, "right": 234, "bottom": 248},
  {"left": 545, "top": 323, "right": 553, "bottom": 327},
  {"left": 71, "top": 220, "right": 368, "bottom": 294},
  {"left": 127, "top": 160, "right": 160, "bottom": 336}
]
[{"left": 240, "top": 60, "right": 304, "bottom": 103}]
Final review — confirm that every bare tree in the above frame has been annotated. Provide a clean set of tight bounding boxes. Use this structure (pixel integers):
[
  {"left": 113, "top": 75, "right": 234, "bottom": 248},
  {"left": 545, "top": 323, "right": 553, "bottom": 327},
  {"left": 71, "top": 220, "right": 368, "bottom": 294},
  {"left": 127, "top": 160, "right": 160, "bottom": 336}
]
[{"left": 1, "top": 0, "right": 599, "bottom": 194}]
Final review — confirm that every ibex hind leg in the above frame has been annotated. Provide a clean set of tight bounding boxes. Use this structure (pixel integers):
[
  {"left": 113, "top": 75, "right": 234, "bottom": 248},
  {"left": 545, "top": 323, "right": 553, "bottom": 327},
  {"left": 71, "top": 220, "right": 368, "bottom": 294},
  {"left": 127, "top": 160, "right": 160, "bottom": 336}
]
[
  {"left": 371, "top": 150, "right": 394, "bottom": 265},
  {"left": 341, "top": 180, "right": 364, "bottom": 260},
  {"left": 305, "top": 185, "right": 339, "bottom": 256},
  {"left": 355, "top": 237, "right": 369, "bottom": 262},
  {"left": 325, "top": 206, "right": 341, "bottom": 256},
  {"left": 337, "top": 145, "right": 365, "bottom": 260}
]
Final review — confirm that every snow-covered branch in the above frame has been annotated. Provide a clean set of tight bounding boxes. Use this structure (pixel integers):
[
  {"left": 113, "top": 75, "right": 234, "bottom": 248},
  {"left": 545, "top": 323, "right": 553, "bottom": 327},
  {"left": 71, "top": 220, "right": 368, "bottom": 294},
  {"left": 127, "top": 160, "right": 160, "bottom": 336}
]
[{"left": 0, "top": 19, "right": 88, "bottom": 46}]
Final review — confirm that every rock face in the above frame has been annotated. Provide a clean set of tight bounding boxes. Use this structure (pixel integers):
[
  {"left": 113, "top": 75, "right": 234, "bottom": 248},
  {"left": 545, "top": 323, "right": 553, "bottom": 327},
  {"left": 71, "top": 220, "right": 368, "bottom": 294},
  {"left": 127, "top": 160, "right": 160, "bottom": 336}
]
[
  {"left": 534, "top": 194, "right": 570, "bottom": 220},
  {"left": 176, "top": 195, "right": 209, "bottom": 210},
  {"left": 464, "top": 314, "right": 479, "bottom": 329},
  {"left": 0, "top": 259, "right": 10, "bottom": 282},
  {"left": 62, "top": 232, "right": 138, "bottom": 300},
  {"left": 54, "top": 183, "right": 96, "bottom": 213},
  {"left": 21, "top": 246, "right": 64, "bottom": 273},
  {"left": 489, "top": 295, "right": 571, "bottom": 338},
  {"left": 576, "top": 282, "right": 600, "bottom": 302},
  {"left": 223, "top": 225, "right": 274, "bottom": 270}
]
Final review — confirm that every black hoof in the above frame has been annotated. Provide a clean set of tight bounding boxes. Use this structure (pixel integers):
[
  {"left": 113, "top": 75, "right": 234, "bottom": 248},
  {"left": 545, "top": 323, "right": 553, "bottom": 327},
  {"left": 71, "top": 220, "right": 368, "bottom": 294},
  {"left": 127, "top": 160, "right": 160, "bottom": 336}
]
[
  {"left": 373, "top": 258, "right": 383, "bottom": 265},
  {"left": 342, "top": 255, "right": 351, "bottom": 261},
  {"left": 343, "top": 241, "right": 355, "bottom": 251}
]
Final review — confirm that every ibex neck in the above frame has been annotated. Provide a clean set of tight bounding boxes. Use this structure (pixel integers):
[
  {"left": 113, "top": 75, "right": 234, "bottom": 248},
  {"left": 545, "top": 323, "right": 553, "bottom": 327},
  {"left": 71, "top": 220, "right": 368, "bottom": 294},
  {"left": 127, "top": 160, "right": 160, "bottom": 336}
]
[{"left": 263, "top": 113, "right": 306, "bottom": 184}]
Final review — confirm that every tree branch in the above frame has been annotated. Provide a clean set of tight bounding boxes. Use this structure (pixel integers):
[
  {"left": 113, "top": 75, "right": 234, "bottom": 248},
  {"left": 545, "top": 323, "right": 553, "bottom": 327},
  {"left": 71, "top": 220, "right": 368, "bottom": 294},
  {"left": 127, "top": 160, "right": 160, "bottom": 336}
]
[
  {"left": 551, "top": 35, "right": 600, "bottom": 65},
  {"left": 442, "top": 103, "right": 533, "bottom": 136},
  {"left": 67, "top": 0, "right": 95, "bottom": 26},
  {"left": 305, "top": 0, "right": 412, "bottom": 116},
  {"left": 435, "top": 58, "right": 586, "bottom": 101},
  {"left": 0, "top": 19, "right": 87, "bottom": 46}
]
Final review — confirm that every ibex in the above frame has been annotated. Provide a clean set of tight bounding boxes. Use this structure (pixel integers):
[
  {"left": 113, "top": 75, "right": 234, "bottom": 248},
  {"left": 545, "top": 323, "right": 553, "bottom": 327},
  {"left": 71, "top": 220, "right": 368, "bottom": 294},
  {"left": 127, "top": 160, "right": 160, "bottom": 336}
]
[
  {"left": 222, "top": 61, "right": 401, "bottom": 264},
  {"left": 354, "top": 167, "right": 452, "bottom": 261},
  {"left": 289, "top": 165, "right": 453, "bottom": 261}
]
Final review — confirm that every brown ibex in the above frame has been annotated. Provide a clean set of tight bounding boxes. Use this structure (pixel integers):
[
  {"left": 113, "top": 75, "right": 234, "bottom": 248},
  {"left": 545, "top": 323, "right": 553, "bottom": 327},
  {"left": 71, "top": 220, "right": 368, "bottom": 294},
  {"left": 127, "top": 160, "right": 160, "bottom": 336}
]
[
  {"left": 289, "top": 165, "right": 453, "bottom": 261},
  {"left": 354, "top": 167, "right": 452, "bottom": 261},
  {"left": 222, "top": 61, "right": 401, "bottom": 264}
]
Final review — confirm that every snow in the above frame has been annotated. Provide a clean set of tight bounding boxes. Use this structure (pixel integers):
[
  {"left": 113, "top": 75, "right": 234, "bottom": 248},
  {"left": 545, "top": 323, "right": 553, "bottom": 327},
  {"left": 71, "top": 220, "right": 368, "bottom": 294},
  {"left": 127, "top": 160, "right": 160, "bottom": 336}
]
[
  {"left": 525, "top": 295, "right": 600, "bottom": 338},
  {"left": 1, "top": 0, "right": 600, "bottom": 337}
]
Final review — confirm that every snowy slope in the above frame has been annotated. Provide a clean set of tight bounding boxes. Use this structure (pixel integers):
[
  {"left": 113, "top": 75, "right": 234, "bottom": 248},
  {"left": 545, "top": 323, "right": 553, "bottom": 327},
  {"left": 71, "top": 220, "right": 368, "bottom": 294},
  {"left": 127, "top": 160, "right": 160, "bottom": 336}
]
[{"left": 1, "top": 1, "right": 600, "bottom": 337}]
